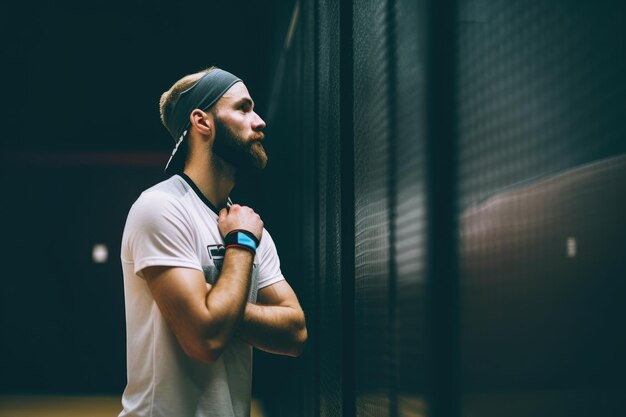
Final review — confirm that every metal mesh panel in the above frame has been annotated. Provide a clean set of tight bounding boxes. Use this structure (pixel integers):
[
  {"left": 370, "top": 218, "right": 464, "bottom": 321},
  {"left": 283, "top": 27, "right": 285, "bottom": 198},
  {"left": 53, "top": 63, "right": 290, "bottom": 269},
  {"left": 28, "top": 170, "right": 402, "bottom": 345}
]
[
  {"left": 353, "top": 1, "right": 430, "bottom": 416},
  {"left": 317, "top": 1, "right": 344, "bottom": 416},
  {"left": 392, "top": 1, "right": 429, "bottom": 416},
  {"left": 457, "top": 1, "right": 626, "bottom": 416},
  {"left": 297, "top": 3, "right": 319, "bottom": 416},
  {"left": 354, "top": 0, "right": 392, "bottom": 416},
  {"left": 457, "top": 0, "right": 626, "bottom": 209},
  {"left": 242, "top": 1, "right": 626, "bottom": 417}
]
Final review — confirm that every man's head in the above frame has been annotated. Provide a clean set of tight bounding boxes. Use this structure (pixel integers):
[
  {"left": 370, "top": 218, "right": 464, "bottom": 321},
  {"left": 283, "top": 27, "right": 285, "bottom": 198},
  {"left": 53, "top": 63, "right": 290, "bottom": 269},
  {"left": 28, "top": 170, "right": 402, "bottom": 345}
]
[
  {"left": 208, "top": 81, "right": 267, "bottom": 172},
  {"left": 159, "top": 67, "right": 267, "bottom": 174}
]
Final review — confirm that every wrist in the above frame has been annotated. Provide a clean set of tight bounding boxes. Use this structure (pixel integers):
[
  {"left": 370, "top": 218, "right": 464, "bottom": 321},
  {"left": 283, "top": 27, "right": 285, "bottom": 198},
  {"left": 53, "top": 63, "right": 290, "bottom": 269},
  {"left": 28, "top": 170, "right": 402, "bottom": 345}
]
[{"left": 224, "top": 229, "right": 259, "bottom": 254}]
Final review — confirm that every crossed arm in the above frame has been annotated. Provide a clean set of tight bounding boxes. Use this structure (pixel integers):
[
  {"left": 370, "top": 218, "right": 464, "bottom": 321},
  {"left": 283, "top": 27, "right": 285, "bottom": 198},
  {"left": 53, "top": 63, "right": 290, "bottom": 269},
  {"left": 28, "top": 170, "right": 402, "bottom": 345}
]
[
  {"left": 236, "top": 278, "right": 307, "bottom": 357},
  {"left": 143, "top": 248, "right": 307, "bottom": 364}
]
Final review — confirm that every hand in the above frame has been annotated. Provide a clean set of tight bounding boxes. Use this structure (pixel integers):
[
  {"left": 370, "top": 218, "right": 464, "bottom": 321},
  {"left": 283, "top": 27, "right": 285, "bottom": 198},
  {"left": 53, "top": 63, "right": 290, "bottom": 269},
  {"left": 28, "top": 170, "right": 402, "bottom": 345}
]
[{"left": 218, "top": 204, "right": 264, "bottom": 242}]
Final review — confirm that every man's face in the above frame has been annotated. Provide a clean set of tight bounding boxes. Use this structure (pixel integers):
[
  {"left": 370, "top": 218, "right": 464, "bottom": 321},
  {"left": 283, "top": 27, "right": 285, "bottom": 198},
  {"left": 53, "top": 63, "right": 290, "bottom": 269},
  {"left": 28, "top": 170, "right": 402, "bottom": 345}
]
[{"left": 211, "top": 82, "right": 267, "bottom": 171}]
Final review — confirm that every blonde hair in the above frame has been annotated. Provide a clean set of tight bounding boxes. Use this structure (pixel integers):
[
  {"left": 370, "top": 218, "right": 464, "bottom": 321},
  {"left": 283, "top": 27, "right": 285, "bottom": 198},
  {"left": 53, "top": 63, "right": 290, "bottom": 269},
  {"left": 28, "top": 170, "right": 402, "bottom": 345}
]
[{"left": 159, "top": 66, "right": 217, "bottom": 134}]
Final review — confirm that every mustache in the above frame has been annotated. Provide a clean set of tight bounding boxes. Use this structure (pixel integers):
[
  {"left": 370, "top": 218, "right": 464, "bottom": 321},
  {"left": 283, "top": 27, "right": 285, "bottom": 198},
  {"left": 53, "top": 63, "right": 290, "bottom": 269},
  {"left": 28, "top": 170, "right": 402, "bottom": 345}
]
[{"left": 251, "top": 132, "right": 265, "bottom": 141}]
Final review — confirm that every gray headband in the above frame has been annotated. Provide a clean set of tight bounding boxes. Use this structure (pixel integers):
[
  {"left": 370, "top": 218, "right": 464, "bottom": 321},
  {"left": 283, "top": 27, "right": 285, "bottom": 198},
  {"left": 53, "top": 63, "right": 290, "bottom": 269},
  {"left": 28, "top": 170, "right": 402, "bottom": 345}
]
[{"left": 164, "top": 68, "right": 241, "bottom": 172}]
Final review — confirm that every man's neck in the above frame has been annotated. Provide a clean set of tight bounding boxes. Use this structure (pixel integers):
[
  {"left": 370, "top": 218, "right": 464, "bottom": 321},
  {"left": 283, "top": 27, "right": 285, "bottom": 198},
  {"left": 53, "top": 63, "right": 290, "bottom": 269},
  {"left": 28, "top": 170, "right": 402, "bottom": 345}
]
[{"left": 183, "top": 157, "right": 236, "bottom": 210}]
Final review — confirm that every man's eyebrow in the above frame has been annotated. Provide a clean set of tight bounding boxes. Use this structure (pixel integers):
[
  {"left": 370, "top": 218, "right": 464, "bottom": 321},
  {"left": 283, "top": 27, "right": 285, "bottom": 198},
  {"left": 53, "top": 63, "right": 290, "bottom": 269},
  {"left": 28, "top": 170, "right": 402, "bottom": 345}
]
[{"left": 233, "top": 97, "right": 254, "bottom": 108}]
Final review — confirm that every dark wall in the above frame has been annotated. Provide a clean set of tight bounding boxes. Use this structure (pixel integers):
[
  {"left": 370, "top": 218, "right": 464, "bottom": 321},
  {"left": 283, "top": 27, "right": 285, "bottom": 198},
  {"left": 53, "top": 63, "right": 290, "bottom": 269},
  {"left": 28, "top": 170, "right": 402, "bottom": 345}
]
[
  {"left": 0, "top": 161, "right": 163, "bottom": 394},
  {"left": 1, "top": 0, "right": 283, "bottom": 397}
]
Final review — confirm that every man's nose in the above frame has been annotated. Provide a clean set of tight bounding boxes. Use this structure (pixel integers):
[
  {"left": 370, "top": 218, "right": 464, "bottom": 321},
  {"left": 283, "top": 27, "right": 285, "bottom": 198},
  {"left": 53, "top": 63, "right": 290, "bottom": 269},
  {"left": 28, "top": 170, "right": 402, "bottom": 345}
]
[{"left": 252, "top": 112, "right": 266, "bottom": 131}]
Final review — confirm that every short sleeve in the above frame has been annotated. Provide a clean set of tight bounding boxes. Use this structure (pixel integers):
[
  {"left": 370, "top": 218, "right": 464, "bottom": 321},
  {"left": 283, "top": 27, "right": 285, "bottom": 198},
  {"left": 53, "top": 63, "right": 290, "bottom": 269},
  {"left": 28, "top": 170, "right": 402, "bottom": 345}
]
[
  {"left": 122, "top": 190, "right": 202, "bottom": 277},
  {"left": 256, "top": 229, "right": 285, "bottom": 289}
]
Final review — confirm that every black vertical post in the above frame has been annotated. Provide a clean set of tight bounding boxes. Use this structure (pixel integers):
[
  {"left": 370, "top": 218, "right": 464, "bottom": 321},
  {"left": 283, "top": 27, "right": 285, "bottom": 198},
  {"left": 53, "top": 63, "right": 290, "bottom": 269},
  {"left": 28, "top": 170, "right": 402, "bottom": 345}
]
[
  {"left": 385, "top": 0, "right": 399, "bottom": 416},
  {"left": 425, "top": 0, "right": 460, "bottom": 417},
  {"left": 311, "top": 1, "right": 322, "bottom": 417},
  {"left": 340, "top": 1, "right": 355, "bottom": 417}
]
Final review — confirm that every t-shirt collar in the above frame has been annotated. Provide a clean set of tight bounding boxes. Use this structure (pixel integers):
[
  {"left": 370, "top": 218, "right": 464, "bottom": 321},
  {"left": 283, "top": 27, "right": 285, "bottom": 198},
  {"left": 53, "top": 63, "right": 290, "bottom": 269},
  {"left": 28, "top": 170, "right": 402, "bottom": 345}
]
[{"left": 177, "top": 172, "right": 232, "bottom": 215}]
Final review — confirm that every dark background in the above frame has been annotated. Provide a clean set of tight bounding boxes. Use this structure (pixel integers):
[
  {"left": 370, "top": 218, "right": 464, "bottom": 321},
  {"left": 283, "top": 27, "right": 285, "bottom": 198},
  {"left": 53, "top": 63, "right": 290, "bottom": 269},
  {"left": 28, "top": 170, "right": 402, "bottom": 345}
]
[
  {"left": 0, "top": 0, "right": 294, "bottom": 401},
  {"left": 2, "top": 1, "right": 626, "bottom": 417}
]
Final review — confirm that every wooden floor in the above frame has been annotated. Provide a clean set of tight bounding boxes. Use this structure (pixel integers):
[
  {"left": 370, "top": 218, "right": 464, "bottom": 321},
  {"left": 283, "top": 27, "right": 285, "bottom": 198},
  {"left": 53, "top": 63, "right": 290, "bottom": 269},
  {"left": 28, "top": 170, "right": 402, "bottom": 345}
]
[
  {"left": 0, "top": 396, "right": 121, "bottom": 417},
  {"left": 0, "top": 395, "right": 267, "bottom": 417}
]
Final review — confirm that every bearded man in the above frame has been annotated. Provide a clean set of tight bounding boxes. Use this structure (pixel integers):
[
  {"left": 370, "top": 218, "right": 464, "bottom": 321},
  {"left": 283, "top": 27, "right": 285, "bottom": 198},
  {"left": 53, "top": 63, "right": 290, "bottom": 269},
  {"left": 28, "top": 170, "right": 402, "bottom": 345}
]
[{"left": 119, "top": 67, "right": 307, "bottom": 417}]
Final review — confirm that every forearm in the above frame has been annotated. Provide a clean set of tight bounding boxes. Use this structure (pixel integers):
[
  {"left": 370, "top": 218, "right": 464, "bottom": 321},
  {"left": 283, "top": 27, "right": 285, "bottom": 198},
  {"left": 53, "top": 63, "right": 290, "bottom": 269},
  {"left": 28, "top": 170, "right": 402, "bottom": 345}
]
[
  {"left": 237, "top": 302, "right": 307, "bottom": 357},
  {"left": 143, "top": 248, "right": 254, "bottom": 364},
  {"left": 202, "top": 248, "right": 254, "bottom": 347}
]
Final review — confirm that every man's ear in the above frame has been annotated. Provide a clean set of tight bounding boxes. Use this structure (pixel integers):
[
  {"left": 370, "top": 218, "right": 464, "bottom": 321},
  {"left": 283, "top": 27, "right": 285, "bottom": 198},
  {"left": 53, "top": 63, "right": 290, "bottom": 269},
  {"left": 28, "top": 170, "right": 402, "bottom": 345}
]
[{"left": 189, "top": 109, "right": 213, "bottom": 137}]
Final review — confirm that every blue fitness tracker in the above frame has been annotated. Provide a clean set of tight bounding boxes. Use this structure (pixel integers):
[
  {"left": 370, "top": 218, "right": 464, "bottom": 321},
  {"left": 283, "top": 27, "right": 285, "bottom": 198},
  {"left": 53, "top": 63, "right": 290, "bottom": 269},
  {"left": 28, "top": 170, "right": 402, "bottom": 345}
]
[{"left": 224, "top": 230, "right": 260, "bottom": 254}]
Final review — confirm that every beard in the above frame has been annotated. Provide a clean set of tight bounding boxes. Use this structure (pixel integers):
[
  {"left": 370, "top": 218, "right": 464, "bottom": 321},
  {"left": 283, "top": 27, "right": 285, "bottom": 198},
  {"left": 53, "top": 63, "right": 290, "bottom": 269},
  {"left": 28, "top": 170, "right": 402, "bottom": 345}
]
[{"left": 212, "top": 117, "right": 268, "bottom": 172}]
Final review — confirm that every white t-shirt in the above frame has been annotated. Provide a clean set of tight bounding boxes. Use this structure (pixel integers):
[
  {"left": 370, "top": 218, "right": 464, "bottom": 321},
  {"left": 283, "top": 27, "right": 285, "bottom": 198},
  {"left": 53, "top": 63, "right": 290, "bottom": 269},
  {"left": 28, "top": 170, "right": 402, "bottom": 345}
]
[{"left": 119, "top": 174, "right": 284, "bottom": 417}]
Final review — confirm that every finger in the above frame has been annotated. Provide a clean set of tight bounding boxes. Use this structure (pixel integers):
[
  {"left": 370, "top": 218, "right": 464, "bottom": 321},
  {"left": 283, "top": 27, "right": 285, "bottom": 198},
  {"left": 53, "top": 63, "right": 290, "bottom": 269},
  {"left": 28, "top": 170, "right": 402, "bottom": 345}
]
[{"left": 218, "top": 208, "right": 228, "bottom": 222}]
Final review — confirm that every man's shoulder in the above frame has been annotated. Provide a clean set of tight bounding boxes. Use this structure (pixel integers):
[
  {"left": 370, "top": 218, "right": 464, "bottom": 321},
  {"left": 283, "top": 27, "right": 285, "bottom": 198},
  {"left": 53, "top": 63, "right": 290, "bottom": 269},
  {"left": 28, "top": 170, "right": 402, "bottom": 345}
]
[
  {"left": 258, "top": 227, "right": 278, "bottom": 253},
  {"left": 141, "top": 175, "right": 187, "bottom": 199},
  {"left": 128, "top": 176, "right": 190, "bottom": 220}
]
